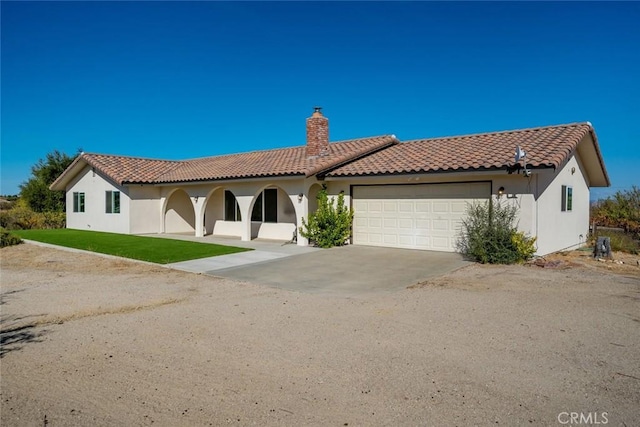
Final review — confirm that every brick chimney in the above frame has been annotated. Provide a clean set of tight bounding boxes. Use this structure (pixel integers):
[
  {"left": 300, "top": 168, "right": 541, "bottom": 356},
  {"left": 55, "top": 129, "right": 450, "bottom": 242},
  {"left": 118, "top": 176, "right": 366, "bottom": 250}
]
[{"left": 306, "top": 107, "right": 329, "bottom": 157}]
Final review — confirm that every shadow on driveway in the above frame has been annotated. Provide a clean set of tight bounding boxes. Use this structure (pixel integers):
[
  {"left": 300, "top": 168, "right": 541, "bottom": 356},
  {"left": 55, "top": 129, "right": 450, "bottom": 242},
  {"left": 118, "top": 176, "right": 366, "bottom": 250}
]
[{"left": 210, "top": 245, "right": 470, "bottom": 295}]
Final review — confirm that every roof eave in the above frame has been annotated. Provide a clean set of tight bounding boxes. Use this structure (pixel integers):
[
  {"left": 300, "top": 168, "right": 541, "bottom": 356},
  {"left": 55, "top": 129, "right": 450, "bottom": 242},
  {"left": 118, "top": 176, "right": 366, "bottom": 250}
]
[
  {"left": 49, "top": 155, "right": 87, "bottom": 191},
  {"left": 325, "top": 164, "right": 557, "bottom": 179},
  {"left": 147, "top": 172, "right": 306, "bottom": 186},
  {"left": 585, "top": 126, "right": 611, "bottom": 187}
]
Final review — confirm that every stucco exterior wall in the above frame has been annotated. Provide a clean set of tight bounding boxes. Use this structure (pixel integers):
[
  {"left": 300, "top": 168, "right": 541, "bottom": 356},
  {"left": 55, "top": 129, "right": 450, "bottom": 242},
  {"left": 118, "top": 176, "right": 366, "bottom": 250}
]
[
  {"left": 65, "top": 166, "right": 130, "bottom": 234},
  {"left": 535, "top": 155, "right": 590, "bottom": 255},
  {"left": 129, "top": 186, "right": 161, "bottom": 234},
  {"left": 204, "top": 189, "right": 224, "bottom": 235},
  {"left": 164, "top": 189, "right": 195, "bottom": 233}
]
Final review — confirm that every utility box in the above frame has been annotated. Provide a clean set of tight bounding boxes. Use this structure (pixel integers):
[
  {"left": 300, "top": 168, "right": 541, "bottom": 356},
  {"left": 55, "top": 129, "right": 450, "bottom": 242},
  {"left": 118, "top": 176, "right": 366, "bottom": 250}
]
[{"left": 594, "top": 236, "right": 612, "bottom": 258}]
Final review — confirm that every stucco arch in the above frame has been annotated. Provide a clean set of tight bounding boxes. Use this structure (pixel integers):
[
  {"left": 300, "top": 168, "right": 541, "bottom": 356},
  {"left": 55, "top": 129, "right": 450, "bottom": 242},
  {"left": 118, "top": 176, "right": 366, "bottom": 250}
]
[
  {"left": 247, "top": 184, "right": 299, "bottom": 240},
  {"left": 163, "top": 188, "right": 196, "bottom": 234},
  {"left": 201, "top": 186, "right": 230, "bottom": 236}
]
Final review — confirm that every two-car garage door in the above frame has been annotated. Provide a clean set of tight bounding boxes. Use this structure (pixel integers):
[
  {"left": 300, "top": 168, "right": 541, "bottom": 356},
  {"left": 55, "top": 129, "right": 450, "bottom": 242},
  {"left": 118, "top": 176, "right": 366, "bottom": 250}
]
[{"left": 352, "top": 182, "right": 491, "bottom": 252}]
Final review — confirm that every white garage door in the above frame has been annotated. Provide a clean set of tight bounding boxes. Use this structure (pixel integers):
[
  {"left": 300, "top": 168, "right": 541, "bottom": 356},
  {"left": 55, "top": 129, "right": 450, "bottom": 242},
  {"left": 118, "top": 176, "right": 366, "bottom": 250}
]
[{"left": 352, "top": 182, "right": 491, "bottom": 252}]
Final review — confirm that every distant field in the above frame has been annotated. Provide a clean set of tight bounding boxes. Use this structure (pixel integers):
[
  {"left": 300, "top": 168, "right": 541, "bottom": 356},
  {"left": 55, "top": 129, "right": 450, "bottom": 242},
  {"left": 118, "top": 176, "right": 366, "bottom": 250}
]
[{"left": 14, "top": 229, "right": 250, "bottom": 263}]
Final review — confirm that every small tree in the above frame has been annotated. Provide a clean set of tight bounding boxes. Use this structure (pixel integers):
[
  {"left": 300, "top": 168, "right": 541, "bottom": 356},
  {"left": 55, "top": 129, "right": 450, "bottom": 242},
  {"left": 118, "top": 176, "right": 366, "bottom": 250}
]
[
  {"left": 591, "top": 186, "right": 640, "bottom": 237},
  {"left": 457, "top": 200, "right": 536, "bottom": 264},
  {"left": 19, "top": 150, "right": 77, "bottom": 213},
  {"left": 300, "top": 188, "right": 354, "bottom": 248}
]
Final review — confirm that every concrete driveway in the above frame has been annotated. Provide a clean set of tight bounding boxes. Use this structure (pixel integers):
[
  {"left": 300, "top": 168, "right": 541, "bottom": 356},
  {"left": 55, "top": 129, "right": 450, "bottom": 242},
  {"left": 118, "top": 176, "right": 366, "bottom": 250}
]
[{"left": 211, "top": 245, "right": 469, "bottom": 295}]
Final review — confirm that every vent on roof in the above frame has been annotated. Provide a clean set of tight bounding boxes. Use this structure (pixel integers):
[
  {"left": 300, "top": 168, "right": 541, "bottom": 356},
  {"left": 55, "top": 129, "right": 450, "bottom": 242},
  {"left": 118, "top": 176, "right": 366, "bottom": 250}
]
[{"left": 306, "top": 107, "right": 329, "bottom": 157}]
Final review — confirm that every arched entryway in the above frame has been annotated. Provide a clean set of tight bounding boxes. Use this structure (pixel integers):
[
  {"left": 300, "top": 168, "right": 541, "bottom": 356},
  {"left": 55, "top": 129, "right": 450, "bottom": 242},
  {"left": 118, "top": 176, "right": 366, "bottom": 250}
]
[
  {"left": 164, "top": 189, "right": 196, "bottom": 234},
  {"left": 248, "top": 186, "right": 297, "bottom": 240},
  {"left": 203, "top": 188, "right": 224, "bottom": 235}
]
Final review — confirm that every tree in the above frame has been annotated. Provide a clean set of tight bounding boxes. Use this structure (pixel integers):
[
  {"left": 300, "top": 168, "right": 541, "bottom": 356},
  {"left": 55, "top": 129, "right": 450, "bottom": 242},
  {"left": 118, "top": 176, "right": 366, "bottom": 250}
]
[
  {"left": 591, "top": 186, "right": 640, "bottom": 237},
  {"left": 300, "top": 187, "right": 354, "bottom": 248},
  {"left": 19, "top": 150, "right": 77, "bottom": 212}
]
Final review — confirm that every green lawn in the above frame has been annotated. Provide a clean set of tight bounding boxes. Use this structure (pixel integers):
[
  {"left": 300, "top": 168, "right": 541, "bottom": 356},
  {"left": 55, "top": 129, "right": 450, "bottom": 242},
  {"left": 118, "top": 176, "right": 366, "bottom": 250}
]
[{"left": 14, "top": 229, "right": 251, "bottom": 264}]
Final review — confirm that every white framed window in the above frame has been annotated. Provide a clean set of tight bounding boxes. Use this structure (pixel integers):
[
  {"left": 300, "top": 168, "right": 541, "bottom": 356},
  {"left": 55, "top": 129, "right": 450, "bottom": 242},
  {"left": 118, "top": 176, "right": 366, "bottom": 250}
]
[
  {"left": 251, "top": 188, "right": 278, "bottom": 223},
  {"left": 73, "top": 192, "right": 85, "bottom": 213},
  {"left": 561, "top": 185, "right": 573, "bottom": 212},
  {"left": 224, "top": 190, "right": 241, "bottom": 221},
  {"left": 106, "top": 191, "right": 120, "bottom": 214}
]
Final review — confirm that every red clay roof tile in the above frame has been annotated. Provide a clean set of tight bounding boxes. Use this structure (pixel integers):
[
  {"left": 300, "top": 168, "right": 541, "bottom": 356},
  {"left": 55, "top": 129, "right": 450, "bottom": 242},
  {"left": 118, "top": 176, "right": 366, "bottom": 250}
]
[
  {"left": 66, "top": 135, "right": 398, "bottom": 186},
  {"left": 325, "top": 123, "right": 594, "bottom": 177},
  {"left": 51, "top": 122, "right": 606, "bottom": 189}
]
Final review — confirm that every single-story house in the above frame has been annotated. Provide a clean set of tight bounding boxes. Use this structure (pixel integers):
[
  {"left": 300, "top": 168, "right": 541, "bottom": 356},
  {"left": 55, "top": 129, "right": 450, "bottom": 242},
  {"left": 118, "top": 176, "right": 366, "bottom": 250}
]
[{"left": 51, "top": 108, "right": 609, "bottom": 255}]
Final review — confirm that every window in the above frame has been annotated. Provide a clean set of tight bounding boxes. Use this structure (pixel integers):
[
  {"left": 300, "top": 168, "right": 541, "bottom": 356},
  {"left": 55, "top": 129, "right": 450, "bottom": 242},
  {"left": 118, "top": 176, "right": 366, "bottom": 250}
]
[
  {"left": 73, "top": 192, "right": 85, "bottom": 213},
  {"left": 106, "top": 191, "right": 120, "bottom": 214},
  {"left": 224, "top": 190, "right": 241, "bottom": 221},
  {"left": 251, "top": 188, "right": 278, "bottom": 223},
  {"left": 561, "top": 185, "right": 573, "bottom": 212}
]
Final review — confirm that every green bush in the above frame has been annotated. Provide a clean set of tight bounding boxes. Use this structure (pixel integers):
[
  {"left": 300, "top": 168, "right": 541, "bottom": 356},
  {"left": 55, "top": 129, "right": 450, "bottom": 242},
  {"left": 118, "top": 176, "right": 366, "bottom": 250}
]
[
  {"left": 1, "top": 228, "right": 23, "bottom": 248},
  {"left": 457, "top": 200, "right": 537, "bottom": 264},
  {"left": 300, "top": 188, "right": 354, "bottom": 248},
  {"left": 0, "top": 199, "right": 66, "bottom": 230}
]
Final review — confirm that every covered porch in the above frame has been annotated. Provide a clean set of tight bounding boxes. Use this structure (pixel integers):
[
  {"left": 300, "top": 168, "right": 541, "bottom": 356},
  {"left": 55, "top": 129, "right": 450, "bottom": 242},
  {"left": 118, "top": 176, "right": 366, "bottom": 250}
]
[{"left": 159, "top": 180, "right": 324, "bottom": 246}]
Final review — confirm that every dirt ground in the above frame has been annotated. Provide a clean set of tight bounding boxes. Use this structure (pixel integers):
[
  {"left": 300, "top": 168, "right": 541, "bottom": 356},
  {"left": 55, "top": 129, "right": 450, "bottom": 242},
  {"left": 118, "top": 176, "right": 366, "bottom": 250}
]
[{"left": 1, "top": 244, "right": 639, "bottom": 426}]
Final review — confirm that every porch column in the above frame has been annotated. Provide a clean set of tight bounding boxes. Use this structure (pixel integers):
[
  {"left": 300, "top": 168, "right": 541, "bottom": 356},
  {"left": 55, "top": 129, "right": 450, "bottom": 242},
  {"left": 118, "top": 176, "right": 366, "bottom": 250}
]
[
  {"left": 194, "top": 197, "right": 205, "bottom": 238},
  {"left": 293, "top": 194, "right": 309, "bottom": 246},
  {"left": 236, "top": 195, "right": 253, "bottom": 241}
]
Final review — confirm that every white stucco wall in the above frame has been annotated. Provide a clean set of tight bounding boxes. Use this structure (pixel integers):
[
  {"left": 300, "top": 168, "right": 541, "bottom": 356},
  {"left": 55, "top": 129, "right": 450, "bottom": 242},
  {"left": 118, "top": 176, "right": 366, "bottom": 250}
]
[
  {"left": 129, "top": 186, "right": 161, "bottom": 234},
  {"left": 490, "top": 175, "right": 537, "bottom": 237},
  {"left": 204, "top": 189, "right": 224, "bottom": 235},
  {"left": 535, "top": 155, "right": 590, "bottom": 255},
  {"left": 164, "top": 189, "right": 196, "bottom": 233},
  {"left": 65, "top": 166, "right": 130, "bottom": 234}
]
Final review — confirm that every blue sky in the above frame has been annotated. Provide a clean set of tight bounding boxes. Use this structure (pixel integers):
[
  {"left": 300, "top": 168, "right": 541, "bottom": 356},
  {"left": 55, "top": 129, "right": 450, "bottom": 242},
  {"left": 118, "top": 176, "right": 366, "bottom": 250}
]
[{"left": 2, "top": 1, "right": 638, "bottom": 199}]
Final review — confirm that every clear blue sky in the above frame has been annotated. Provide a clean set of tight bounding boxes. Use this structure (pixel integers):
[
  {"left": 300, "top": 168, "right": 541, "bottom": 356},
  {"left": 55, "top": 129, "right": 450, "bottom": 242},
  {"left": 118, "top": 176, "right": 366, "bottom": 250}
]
[{"left": 2, "top": 1, "right": 638, "bottom": 199}]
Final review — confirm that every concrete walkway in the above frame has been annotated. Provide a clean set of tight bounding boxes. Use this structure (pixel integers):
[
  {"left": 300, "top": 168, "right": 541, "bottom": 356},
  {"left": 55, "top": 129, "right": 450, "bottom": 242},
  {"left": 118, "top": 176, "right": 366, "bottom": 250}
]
[{"left": 156, "top": 234, "right": 320, "bottom": 274}]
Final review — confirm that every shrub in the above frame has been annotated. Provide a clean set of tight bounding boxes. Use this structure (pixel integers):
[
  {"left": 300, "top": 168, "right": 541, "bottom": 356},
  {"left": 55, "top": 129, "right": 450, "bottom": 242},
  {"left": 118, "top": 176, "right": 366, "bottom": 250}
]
[
  {"left": 0, "top": 199, "right": 66, "bottom": 230},
  {"left": 457, "top": 200, "right": 537, "bottom": 264},
  {"left": 0, "top": 199, "right": 14, "bottom": 210},
  {"left": 511, "top": 231, "right": 537, "bottom": 260},
  {"left": 300, "top": 188, "right": 354, "bottom": 248},
  {"left": 0, "top": 228, "right": 23, "bottom": 248}
]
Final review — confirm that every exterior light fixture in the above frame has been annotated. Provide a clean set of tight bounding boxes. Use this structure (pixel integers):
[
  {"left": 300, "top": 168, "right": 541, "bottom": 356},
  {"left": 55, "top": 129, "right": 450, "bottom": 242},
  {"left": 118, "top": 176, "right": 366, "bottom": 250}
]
[
  {"left": 297, "top": 193, "right": 304, "bottom": 202},
  {"left": 498, "top": 187, "right": 505, "bottom": 197}
]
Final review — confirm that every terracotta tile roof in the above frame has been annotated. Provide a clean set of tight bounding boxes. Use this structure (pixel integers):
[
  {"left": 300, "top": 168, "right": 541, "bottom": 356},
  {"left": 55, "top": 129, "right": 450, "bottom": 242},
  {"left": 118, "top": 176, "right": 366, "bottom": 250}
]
[
  {"left": 81, "top": 154, "right": 182, "bottom": 184},
  {"left": 325, "top": 123, "right": 596, "bottom": 177},
  {"left": 156, "top": 135, "right": 397, "bottom": 183},
  {"left": 52, "top": 135, "right": 397, "bottom": 187},
  {"left": 51, "top": 122, "right": 608, "bottom": 190}
]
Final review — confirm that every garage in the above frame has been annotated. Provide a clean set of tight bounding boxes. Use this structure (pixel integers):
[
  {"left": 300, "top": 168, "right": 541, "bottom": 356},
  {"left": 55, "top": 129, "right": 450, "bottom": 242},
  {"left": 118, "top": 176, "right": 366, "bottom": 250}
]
[{"left": 352, "top": 182, "right": 491, "bottom": 252}]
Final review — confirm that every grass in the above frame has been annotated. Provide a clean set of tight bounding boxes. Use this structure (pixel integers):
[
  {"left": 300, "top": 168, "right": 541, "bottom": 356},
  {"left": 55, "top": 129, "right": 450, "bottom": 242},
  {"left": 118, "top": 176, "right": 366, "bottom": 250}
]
[{"left": 13, "top": 229, "right": 251, "bottom": 264}]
